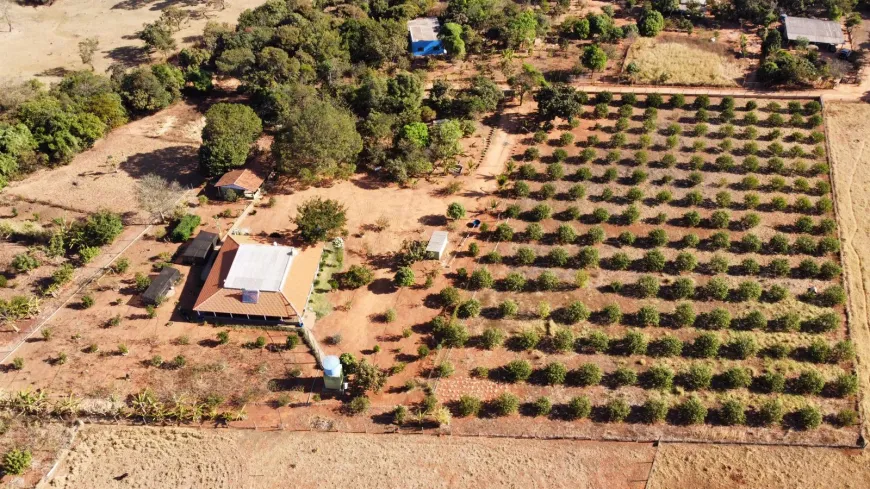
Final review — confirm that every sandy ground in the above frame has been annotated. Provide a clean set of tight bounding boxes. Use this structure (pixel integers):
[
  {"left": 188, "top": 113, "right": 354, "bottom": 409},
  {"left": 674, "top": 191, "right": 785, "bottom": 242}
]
[
  {"left": 824, "top": 101, "right": 870, "bottom": 439},
  {"left": 649, "top": 442, "right": 870, "bottom": 489},
  {"left": 0, "top": 0, "right": 263, "bottom": 82},
  {"left": 37, "top": 425, "right": 656, "bottom": 489}
]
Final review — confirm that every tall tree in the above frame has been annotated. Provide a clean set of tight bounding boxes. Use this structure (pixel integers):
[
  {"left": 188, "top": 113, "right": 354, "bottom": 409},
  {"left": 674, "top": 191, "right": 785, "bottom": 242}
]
[
  {"left": 294, "top": 197, "right": 347, "bottom": 243},
  {"left": 198, "top": 103, "right": 263, "bottom": 176},
  {"left": 581, "top": 44, "right": 608, "bottom": 75},
  {"left": 271, "top": 98, "right": 362, "bottom": 183}
]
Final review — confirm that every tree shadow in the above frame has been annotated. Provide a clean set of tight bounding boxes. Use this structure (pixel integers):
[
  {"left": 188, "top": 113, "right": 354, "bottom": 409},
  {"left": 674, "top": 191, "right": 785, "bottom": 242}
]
[
  {"left": 36, "top": 67, "right": 74, "bottom": 77},
  {"left": 111, "top": 0, "right": 154, "bottom": 9},
  {"left": 119, "top": 146, "right": 203, "bottom": 187},
  {"left": 105, "top": 45, "right": 150, "bottom": 68}
]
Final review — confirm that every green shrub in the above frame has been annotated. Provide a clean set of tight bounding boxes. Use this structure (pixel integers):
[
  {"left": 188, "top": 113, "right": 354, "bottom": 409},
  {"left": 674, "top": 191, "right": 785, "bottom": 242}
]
[
  {"left": 170, "top": 214, "right": 201, "bottom": 242},
  {"left": 719, "top": 399, "right": 746, "bottom": 426},
  {"left": 515, "top": 327, "right": 540, "bottom": 350},
  {"left": 567, "top": 396, "right": 592, "bottom": 420},
  {"left": 537, "top": 362, "right": 567, "bottom": 386},
  {"left": 585, "top": 331, "right": 610, "bottom": 353},
  {"left": 680, "top": 363, "right": 712, "bottom": 391},
  {"left": 793, "top": 405, "right": 822, "bottom": 430},
  {"left": 1, "top": 448, "right": 32, "bottom": 475},
  {"left": 468, "top": 268, "right": 494, "bottom": 290},
  {"left": 560, "top": 300, "right": 590, "bottom": 324},
  {"left": 675, "top": 396, "right": 707, "bottom": 425},
  {"left": 341, "top": 265, "right": 375, "bottom": 289},
  {"left": 693, "top": 332, "right": 720, "bottom": 358},
  {"left": 621, "top": 330, "right": 648, "bottom": 356},
  {"left": 636, "top": 275, "right": 660, "bottom": 298},
  {"left": 457, "top": 395, "right": 482, "bottom": 417},
  {"left": 643, "top": 365, "right": 674, "bottom": 390},
  {"left": 793, "top": 369, "right": 825, "bottom": 395},
  {"left": 834, "top": 409, "right": 858, "bottom": 427},
  {"left": 605, "top": 398, "right": 631, "bottom": 422},
  {"left": 758, "top": 398, "right": 785, "bottom": 426},
  {"left": 830, "top": 373, "right": 858, "bottom": 397},
  {"left": 492, "top": 392, "right": 520, "bottom": 416}
]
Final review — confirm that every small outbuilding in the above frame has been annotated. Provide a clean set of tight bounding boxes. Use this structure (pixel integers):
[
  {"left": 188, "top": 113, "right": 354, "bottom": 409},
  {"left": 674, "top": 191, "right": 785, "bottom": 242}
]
[
  {"left": 142, "top": 267, "right": 182, "bottom": 305},
  {"left": 408, "top": 17, "right": 446, "bottom": 57},
  {"left": 426, "top": 230, "right": 449, "bottom": 260},
  {"left": 782, "top": 16, "right": 845, "bottom": 50},
  {"left": 214, "top": 169, "right": 264, "bottom": 200},
  {"left": 181, "top": 231, "right": 219, "bottom": 265}
]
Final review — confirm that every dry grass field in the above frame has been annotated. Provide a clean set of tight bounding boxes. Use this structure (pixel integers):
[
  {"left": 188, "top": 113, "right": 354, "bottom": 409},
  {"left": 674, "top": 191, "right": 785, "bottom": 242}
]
[
  {"left": 624, "top": 36, "right": 747, "bottom": 87},
  {"left": 0, "top": 0, "right": 264, "bottom": 82}
]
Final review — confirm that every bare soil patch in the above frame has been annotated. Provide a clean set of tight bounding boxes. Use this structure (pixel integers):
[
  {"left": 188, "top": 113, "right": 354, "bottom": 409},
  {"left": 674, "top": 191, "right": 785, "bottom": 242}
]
[
  {"left": 39, "top": 425, "right": 656, "bottom": 489},
  {"left": 649, "top": 442, "right": 870, "bottom": 489}
]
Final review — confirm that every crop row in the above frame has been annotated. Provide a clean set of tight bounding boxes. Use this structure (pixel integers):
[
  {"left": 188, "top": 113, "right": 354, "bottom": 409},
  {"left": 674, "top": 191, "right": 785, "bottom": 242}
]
[
  {"left": 482, "top": 223, "right": 840, "bottom": 259},
  {"left": 430, "top": 315, "right": 852, "bottom": 366},
  {"left": 507, "top": 182, "right": 834, "bottom": 218},
  {"left": 460, "top": 252, "right": 842, "bottom": 290},
  {"left": 570, "top": 93, "right": 821, "bottom": 119},
  {"left": 510, "top": 162, "right": 830, "bottom": 198},
  {"left": 469, "top": 358, "right": 856, "bottom": 399},
  {"left": 442, "top": 391, "right": 850, "bottom": 431}
]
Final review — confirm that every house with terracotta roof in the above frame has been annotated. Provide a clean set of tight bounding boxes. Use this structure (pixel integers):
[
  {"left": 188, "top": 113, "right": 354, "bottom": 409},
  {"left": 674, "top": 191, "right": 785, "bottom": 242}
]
[
  {"left": 214, "top": 169, "right": 264, "bottom": 200},
  {"left": 193, "top": 235, "right": 324, "bottom": 324}
]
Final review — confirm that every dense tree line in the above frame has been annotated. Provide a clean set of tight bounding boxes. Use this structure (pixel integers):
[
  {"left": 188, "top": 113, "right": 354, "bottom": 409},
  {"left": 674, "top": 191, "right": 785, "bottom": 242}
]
[{"left": 190, "top": 0, "right": 515, "bottom": 184}]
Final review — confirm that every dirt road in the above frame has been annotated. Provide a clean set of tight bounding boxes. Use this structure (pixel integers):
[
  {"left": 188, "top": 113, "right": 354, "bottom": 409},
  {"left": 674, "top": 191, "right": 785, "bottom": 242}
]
[
  {"left": 38, "top": 425, "right": 656, "bottom": 489},
  {"left": 824, "top": 101, "right": 870, "bottom": 440}
]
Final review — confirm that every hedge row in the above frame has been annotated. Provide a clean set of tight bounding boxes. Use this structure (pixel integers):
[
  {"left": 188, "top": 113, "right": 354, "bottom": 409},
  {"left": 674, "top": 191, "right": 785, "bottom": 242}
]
[
  {"left": 474, "top": 244, "right": 842, "bottom": 279},
  {"left": 510, "top": 165, "right": 830, "bottom": 199},
  {"left": 508, "top": 183, "right": 833, "bottom": 218},
  {"left": 457, "top": 266, "right": 844, "bottom": 307},
  {"left": 486, "top": 359, "right": 856, "bottom": 398},
  {"left": 453, "top": 392, "right": 848, "bottom": 430},
  {"left": 432, "top": 315, "right": 853, "bottom": 366}
]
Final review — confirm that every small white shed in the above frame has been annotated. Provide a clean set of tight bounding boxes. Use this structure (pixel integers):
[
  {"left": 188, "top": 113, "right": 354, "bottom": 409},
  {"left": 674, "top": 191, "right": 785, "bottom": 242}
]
[{"left": 426, "top": 231, "right": 449, "bottom": 260}]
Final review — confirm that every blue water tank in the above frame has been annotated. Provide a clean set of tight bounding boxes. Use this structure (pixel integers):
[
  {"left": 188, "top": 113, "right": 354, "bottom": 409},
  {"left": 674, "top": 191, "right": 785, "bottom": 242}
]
[{"left": 322, "top": 355, "right": 342, "bottom": 377}]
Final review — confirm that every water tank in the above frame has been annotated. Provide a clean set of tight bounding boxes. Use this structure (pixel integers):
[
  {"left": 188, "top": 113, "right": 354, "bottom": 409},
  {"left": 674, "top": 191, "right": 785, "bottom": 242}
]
[
  {"left": 322, "top": 355, "right": 342, "bottom": 378},
  {"left": 322, "top": 355, "right": 343, "bottom": 391}
]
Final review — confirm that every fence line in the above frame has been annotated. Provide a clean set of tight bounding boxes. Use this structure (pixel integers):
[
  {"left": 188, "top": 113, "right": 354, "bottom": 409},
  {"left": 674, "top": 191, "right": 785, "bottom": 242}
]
[{"left": 299, "top": 325, "right": 325, "bottom": 368}]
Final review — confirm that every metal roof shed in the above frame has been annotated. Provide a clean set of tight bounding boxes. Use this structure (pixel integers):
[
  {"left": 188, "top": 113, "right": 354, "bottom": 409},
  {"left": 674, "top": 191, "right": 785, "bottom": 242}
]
[
  {"left": 426, "top": 231, "right": 449, "bottom": 260},
  {"left": 142, "top": 267, "right": 182, "bottom": 305},
  {"left": 783, "top": 16, "right": 845, "bottom": 46},
  {"left": 182, "top": 231, "right": 219, "bottom": 265}
]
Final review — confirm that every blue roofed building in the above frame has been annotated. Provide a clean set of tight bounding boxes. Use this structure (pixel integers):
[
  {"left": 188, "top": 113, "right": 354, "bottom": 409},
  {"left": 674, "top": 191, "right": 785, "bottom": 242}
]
[{"left": 408, "top": 17, "right": 446, "bottom": 57}]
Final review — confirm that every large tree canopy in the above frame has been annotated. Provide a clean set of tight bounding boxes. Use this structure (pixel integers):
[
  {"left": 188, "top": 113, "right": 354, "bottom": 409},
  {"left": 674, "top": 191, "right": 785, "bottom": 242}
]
[
  {"left": 199, "top": 103, "right": 263, "bottom": 176},
  {"left": 294, "top": 197, "right": 347, "bottom": 243},
  {"left": 534, "top": 84, "right": 588, "bottom": 121},
  {"left": 271, "top": 98, "right": 363, "bottom": 182}
]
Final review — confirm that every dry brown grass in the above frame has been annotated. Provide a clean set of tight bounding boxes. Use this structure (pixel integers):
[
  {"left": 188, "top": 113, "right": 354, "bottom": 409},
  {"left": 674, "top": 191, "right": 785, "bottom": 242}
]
[{"left": 624, "top": 36, "right": 745, "bottom": 87}]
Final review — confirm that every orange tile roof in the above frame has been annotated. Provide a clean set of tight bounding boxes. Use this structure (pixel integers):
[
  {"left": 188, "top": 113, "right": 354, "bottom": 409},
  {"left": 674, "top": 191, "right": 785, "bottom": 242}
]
[
  {"left": 193, "top": 236, "right": 324, "bottom": 319},
  {"left": 214, "top": 169, "right": 265, "bottom": 192}
]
